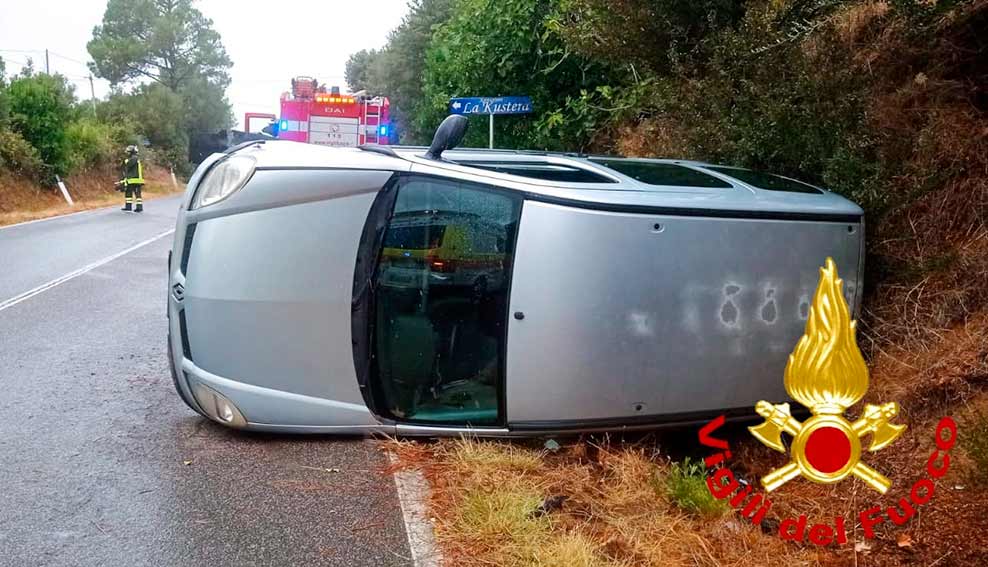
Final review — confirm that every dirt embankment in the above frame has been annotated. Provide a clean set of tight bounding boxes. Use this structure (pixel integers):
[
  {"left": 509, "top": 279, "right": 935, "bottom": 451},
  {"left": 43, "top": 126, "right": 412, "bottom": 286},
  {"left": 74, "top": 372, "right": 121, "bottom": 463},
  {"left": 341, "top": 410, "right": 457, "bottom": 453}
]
[{"left": 0, "top": 163, "right": 182, "bottom": 226}]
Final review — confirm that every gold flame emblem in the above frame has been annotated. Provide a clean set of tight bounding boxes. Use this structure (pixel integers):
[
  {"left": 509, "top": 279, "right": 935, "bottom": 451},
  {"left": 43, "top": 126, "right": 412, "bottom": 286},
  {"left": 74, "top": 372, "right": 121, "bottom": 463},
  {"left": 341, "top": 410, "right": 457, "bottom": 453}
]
[{"left": 749, "top": 258, "right": 906, "bottom": 494}]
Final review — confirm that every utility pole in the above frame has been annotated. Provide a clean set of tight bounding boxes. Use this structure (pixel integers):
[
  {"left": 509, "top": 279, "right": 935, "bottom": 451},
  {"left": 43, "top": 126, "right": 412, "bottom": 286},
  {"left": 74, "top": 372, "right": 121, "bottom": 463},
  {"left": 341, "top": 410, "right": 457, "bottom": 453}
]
[
  {"left": 45, "top": 49, "right": 49, "bottom": 74},
  {"left": 89, "top": 74, "right": 97, "bottom": 118}
]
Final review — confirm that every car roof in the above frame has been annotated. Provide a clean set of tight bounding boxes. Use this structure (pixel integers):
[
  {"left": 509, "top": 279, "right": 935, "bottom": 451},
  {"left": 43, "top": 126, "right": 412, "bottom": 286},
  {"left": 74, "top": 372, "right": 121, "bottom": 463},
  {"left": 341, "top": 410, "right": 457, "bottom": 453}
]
[{"left": 233, "top": 141, "right": 864, "bottom": 219}]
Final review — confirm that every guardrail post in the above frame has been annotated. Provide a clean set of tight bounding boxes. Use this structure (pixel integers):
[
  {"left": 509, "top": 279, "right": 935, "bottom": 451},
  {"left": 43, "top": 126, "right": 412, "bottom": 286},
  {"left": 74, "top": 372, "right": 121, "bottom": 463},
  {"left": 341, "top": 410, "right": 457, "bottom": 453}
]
[{"left": 55, "top": 175, "right": 74, "bottom": 206}]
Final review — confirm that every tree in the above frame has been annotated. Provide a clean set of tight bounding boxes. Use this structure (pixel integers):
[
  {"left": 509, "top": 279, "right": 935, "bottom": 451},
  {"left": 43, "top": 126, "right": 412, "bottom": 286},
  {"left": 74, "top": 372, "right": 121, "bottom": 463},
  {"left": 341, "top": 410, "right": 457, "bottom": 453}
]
[
  {"left": 88, "top": 0, "right": 233, "bottom": 163},
  {"left": 17, "top": 58, "right": 36, "bottom": 79},
  {"left": 104, "top": 83, "right": 186, "bottom": 149},
  {"left": 556, "top": 0, "right": 745, "bottom": 73},
  {"left": 176, "top": 74, "right": 234, "bottom": 137},
  {"left": 88, "top": 0, "right": 232, "bottom": 91},
  {"left": 345, "top": 49, "right": 382, "bottom": 93},
  {"left": 0, "top": 56, "right": 9, "bottom": 128},
  {"left": 6, "top": 74, "right": 76, "bottom": 176},
  {"left": 418, "top": 0, "right": 612, "bottom": 148},
  {"left": 344, "top": 0, "right": 454, "bottom": 143}
]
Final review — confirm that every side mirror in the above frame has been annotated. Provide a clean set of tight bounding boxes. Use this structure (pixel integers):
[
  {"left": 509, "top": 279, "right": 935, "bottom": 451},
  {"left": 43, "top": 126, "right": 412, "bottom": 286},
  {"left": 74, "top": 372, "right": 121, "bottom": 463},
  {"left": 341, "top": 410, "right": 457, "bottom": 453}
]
[{"left": 424, "top": 115, "right": 469, "bottom": 161}]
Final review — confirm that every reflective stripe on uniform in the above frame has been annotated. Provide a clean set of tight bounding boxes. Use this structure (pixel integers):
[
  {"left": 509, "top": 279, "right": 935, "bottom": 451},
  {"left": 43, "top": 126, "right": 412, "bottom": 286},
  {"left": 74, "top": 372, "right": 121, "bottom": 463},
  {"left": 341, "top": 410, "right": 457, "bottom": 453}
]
[{"left": 126, "top": 160, "right": 144, "bottom": 185}]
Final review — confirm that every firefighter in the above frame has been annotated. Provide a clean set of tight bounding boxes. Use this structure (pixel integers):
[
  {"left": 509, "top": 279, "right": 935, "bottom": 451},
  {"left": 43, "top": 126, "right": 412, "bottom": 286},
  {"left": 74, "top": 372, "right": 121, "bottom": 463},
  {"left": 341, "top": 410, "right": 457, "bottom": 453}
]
[{"left": 119, "top": 145, "right": 145, "bottom": 213}]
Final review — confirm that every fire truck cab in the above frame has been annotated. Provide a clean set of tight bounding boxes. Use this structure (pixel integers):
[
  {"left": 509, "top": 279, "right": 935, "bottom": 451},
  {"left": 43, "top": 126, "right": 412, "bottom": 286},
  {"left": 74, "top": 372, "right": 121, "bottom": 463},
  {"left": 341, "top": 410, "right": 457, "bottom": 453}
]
[{"left": 277, "top": 76, "right": 392, "bottom": 147}]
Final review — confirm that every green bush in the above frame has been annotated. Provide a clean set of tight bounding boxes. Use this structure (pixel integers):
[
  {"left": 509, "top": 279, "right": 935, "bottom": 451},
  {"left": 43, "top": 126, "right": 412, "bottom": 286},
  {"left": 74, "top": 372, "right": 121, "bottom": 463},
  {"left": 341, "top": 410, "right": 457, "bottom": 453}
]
[
  {"left": 0, "top": 129, "right": 45, "bottom": 179},
  {"left": 0, "top": 89, "right": 9, "bottom": 130},
  {"left": 6, "top": 73, "right": 75, "bottom": 177},
  {"left": 962, "top": 412, "right": 988, "bottom": 486},
  {"left": 661, "top": 458, "right": 728, "bottom": 518},
  {"left": 65, "top": 119, "right": 116, "bottom": 172}
]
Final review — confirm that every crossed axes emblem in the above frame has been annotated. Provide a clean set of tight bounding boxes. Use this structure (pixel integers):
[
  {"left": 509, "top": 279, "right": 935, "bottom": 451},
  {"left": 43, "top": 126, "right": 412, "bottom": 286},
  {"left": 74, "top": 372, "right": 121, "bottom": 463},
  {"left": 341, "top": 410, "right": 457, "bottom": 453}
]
[{"left": 751, "top": 400, "right": 906, "bottom": 493}]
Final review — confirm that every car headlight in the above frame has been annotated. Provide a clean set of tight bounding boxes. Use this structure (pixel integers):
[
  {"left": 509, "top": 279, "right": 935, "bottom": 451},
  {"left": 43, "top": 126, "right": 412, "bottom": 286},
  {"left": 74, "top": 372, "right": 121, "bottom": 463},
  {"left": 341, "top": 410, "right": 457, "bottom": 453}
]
[{"left": 190, "top": 155, "right": 256, "bottom": 210}]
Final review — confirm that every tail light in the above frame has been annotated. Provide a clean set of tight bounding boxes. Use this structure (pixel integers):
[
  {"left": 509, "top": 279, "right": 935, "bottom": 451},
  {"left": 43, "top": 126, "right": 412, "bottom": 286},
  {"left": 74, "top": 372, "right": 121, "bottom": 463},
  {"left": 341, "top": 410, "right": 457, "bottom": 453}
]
[{"left": 427, "top": 255, "right": 456, "bottom": 273}]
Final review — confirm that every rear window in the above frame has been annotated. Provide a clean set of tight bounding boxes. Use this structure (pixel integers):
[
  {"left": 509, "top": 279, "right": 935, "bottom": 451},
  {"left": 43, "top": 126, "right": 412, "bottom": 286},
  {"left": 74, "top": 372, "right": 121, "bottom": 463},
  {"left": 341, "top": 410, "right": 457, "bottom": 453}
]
[
  {"left": 455, "top": 161, "right": 616, "bottom": 183},
  {"left": 704, "top": 167, "right": 823, "bottom": 194},
  {"left": 384, "top": 225, "right": 446, "bottom": 250},
  {"left": 590, "top": 159, "right": 732, "bottom": 188}
]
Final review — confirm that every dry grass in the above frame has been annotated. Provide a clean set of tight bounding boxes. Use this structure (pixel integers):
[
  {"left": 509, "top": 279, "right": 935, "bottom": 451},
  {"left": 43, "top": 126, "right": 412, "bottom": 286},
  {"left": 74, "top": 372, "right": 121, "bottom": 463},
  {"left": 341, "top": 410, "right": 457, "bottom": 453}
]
[
  {"left": 852, "top": 0, "right": 988, "bottom": 357},
  {"left": 832, "top": 1, "right": 890, "bottom": 45},
  {"left": 958, "top": 401, "right": 988, "bottom": 488},
  {"left": 390, "top": 378, "right": 988, "bottom": 566},
  {"left": 0, "top": 164, "right": 183, "bottom": 226},
  {"left": 532, "top": 532, "right": 620, "bottom": 567},
  {"left": 614, "top": 117, "right": 694, "bottom": 159},
  {"left": 389, "top": 438, "right": 822, "bottom": 567}
]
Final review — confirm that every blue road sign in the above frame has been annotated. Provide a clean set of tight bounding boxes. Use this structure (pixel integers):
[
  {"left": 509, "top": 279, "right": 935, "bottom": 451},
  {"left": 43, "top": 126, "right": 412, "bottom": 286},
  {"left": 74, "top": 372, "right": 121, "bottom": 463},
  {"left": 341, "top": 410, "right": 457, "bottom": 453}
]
[{"left": 449, "top": 96, "right": 533, "bottom": 116}]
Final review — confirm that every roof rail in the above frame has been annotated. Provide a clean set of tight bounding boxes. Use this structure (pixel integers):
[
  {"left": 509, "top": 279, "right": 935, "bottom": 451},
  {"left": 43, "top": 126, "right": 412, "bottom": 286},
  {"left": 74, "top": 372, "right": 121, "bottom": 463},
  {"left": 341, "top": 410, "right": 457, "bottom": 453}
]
[{"left": 390, "top": 145, "right": 597, "bottom": 159}]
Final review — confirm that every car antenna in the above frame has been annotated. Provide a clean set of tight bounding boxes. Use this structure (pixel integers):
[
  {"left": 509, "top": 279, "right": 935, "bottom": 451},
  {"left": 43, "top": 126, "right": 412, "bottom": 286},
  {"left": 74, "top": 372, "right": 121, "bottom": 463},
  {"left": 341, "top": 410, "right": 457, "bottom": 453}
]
[{"left": 424, "top": 115, "right": 469, "bottom": 161}]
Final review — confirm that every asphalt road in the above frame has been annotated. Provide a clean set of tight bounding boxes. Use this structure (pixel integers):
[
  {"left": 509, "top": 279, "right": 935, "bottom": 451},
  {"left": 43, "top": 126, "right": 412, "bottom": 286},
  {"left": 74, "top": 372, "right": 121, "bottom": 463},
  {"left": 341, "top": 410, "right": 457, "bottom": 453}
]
[{"left": 0, "top": 198, "right": 412, "bottom": 566}]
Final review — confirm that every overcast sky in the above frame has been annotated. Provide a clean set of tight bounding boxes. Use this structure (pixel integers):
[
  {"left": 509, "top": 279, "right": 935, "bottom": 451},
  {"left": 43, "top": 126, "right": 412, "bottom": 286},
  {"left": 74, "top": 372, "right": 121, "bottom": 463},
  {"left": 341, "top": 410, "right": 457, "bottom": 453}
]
[{"left": 0, "top": 0, "right": 410, "bottom": 129}]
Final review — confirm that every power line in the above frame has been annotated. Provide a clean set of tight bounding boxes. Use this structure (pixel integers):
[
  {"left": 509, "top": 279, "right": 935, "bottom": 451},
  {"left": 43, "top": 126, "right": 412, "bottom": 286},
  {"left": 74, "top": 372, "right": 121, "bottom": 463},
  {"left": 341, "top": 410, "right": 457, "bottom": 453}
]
[
  {"left": 49, "top": 51, "right": 92, "bottom": 67},
  {"left": 54, "top": 70, "right": 93, "bottom": 80},
  {"left": 0, "top": 48, "right": 95, "bottom": 71},
  {"left": 2, "top": 57, "right": 100, "bottom": 82},
  {"left": 234, "top": 76, "right": 348, "bottom": 83},
  {"left": 2, "top": 55, "right": 34, "bottom": 69}
]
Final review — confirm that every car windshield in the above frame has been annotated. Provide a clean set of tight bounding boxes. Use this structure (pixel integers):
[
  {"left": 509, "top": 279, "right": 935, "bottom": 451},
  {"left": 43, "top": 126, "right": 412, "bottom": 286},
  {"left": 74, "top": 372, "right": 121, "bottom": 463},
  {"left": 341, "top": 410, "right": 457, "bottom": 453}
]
[
  {"left": 704, "top": 167, "right": 823, "bottom": 194},
  {"left": 590, "top": 159, "right": 733, "bottom": 188}
]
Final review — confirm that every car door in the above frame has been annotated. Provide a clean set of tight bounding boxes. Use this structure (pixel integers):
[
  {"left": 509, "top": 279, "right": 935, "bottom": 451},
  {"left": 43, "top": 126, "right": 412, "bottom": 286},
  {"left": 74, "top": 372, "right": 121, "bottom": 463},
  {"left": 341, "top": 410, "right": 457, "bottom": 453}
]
[
  {"left": 359, "top": 174, "right": 523, "bottom": 427},
  {"left": 504, "top": 200, "right": 862, "bottom": 428}
]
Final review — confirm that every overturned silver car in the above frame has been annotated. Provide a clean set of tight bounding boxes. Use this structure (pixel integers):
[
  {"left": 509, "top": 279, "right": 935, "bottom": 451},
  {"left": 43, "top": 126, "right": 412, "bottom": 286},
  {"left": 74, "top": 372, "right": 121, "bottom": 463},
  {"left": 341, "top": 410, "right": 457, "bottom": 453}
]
[{"left": 168, "top": 116, "right": 864, "bottom": 435}]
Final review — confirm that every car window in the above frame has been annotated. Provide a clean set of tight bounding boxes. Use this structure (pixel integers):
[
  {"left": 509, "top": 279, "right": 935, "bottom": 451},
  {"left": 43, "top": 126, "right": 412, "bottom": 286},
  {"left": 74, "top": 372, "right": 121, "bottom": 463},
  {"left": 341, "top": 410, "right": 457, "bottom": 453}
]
[
  {"left": 704, "top": 166, "right": 823, "bottom": 194},
  {"left": 589, "top": 159, "right": 733, "bottom": 188},
  {"left": 454, "top": 160, "right": 617, "bottom": 183},
  {"left": 372, "top": 176, "right": 522, "bottom": 426}
]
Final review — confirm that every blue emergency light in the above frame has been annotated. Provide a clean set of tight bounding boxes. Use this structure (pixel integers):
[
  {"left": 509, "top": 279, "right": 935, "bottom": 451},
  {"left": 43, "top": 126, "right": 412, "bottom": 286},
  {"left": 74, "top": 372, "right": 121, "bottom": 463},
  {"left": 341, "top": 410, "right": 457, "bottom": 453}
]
[
  {"left": 280, "top": 119, "right": 289, "bottom": 132},
  {"left": 378, "top": 125, "right": 389, "bottom": 137}
]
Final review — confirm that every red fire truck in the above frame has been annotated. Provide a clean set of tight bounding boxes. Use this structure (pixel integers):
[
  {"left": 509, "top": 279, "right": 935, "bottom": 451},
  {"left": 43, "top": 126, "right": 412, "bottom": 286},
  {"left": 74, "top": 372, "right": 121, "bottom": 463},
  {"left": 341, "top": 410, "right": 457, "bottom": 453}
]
[{"left": 272, "top": 76, "right": 392, "bottom": 147}]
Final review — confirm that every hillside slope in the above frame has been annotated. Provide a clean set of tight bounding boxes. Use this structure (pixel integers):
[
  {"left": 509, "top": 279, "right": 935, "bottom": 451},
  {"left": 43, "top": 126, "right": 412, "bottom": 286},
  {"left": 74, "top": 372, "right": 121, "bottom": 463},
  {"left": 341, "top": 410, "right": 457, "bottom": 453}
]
[{"left": 0, "top": 163, "right": 180, "bottom": 226}]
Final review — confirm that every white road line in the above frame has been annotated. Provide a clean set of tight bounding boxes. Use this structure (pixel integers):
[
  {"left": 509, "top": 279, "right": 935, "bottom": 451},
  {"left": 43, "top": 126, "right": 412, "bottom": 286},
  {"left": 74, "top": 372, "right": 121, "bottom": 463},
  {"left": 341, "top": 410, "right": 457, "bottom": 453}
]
[
  {"left": 0, "top": 229, "right": 174, "bottom": 313},
  {"left": 389, "top": 453, "right": 441, "bottom": 567}
]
